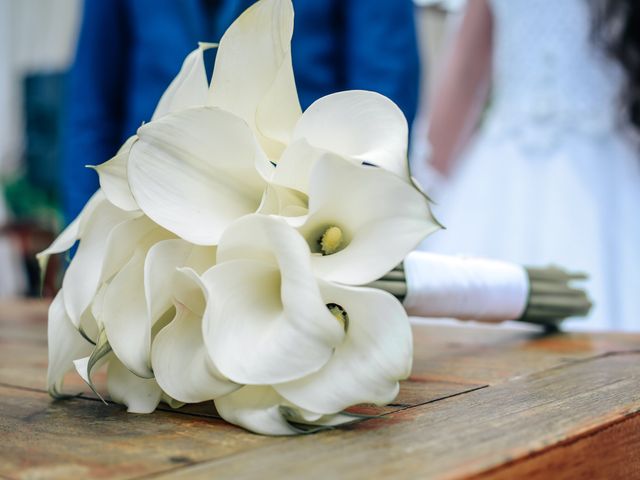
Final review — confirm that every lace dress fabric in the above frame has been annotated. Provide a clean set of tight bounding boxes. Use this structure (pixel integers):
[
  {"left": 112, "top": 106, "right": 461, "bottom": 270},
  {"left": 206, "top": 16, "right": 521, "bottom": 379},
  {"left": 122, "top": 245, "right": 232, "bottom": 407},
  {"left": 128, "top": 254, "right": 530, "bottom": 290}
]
[{"left": 423, "top": 0, "right": 640, "bottom": 331}]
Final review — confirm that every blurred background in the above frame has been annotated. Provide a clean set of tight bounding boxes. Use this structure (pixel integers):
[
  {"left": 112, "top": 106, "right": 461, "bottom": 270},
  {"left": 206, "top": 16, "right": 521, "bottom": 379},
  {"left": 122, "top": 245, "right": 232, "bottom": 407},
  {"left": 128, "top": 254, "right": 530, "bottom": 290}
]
[
  {"left": 1, "top": 0, "right": 638, "bottom": 330},
  {"left": 0, "top": 0, "right": 82, "bottom": 297}
]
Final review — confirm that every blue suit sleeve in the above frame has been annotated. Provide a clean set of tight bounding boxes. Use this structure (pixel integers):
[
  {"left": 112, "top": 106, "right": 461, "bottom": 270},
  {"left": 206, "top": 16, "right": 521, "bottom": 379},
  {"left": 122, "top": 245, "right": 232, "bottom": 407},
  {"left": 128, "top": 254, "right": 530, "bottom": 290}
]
[
  {"left": 62, "top": 0, "right": 128, "bottom": 222},
  {"left": 342, "top": 0, "right": 421, "bottom": 127}
]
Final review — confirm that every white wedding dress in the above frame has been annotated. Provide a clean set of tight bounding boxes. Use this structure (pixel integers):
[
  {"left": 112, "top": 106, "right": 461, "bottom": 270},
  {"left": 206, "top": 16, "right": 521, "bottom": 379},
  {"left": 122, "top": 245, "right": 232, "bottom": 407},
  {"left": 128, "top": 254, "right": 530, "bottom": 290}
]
[{"left": 422, "top": 0, "right": 640, "bottom": 331}]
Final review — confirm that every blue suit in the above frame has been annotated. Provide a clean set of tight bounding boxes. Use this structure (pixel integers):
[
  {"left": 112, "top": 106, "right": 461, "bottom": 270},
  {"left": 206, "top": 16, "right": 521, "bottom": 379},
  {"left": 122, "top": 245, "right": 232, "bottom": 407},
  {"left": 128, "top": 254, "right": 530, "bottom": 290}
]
[{"left": 63, "top": 0, "right": 420, "bottom": 221}]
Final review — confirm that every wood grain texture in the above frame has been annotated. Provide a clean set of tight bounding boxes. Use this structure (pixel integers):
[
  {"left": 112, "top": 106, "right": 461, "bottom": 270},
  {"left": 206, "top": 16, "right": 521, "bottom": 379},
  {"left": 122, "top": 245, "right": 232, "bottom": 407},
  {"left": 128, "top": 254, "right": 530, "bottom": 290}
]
[
  {"left": 470, "top": 413, "right": 640, "bottom": 480},
  {"left": 150, "top": 354, "right": 640, "bottom": 480},
  {"left": 0, "top": 299, "right": 639, "bottom": 480},
  {"left": 0, "top": 384, "right": 282, "bottom": 480}
]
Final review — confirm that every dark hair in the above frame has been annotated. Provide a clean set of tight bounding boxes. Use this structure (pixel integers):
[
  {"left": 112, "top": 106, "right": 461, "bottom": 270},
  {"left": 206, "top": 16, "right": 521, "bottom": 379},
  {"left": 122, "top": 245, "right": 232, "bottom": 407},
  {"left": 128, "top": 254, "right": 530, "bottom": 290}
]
[{"left": 591, "top": 0, "right": 640, "bottom": 133}]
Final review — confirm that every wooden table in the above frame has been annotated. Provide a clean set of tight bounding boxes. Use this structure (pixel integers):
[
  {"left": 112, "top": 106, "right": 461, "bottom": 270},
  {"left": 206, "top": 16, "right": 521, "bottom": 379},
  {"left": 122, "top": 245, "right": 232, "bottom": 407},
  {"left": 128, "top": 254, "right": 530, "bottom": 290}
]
[{"left": 2, "top": 300, "right": 639, "bottom": 479}]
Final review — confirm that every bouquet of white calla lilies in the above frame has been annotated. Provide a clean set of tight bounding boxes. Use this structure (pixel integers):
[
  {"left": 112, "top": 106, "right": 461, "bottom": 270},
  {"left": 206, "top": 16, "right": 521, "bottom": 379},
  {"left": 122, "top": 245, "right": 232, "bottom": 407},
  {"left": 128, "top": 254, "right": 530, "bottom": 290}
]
[{"left": 40, "top": 0, "right": 591, "bottom": 435}]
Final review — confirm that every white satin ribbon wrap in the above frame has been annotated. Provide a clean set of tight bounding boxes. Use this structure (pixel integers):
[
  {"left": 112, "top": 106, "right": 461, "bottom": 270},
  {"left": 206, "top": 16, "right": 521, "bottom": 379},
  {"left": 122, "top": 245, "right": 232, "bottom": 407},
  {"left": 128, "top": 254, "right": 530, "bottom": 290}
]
[{"left": 403, "top": 252, "right": 529, "bottom": 322}]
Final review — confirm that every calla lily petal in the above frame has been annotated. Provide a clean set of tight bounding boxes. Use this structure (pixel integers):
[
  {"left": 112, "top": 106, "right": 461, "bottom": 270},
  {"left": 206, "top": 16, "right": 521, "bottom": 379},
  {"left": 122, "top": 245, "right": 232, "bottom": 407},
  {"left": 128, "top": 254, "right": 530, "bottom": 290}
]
[
  {"left": 161, "top": 393, "right": 185, "bottom": 410},
  {"left": 209, "top": 0, "right": 301, "bottom": 159},
  {"left": 144, "top": 239, "right": 215, "bottom": 325},
  {"left": 98, "top": 215, "right": 162, "bottom": 285},
  {"left": 101, "top": 249, "right": 154, "bottom": 378},
  {"left": 214, "top": 386, "right": 358, "bottom": 435},
  {"left": 202, "top": 215, "right": 344, "bottom": 385},
  {"left": 99, "top": 219, "right": 173, "bottom": 378},
  {"left": 38, "top": 217, "right": 80, "bottom": 276},
  {"left": 277, "top": 407, "right": 362, "bottom": 434},
  {"left": 91, "top": 136, "right": 139, "bottom": 212},
  {"left": 200, "top": 259, "right": 340, "bottom": 385},
  {"left": 77, "top": 307, "right": 100, "bottom": 345},
  {"left": 300, "top": 154, "right": 439, "bottom": 285},
  {"left": 37, "top": 190, "right": 105, "bottom": 276},
  {"left": 269, "top": 138, "right": 325, "bottom": 195},
  {"left": 257, "top": 183, "right": 308, "bottom": 222},
  {"left": 62, "top": 197, "right": 140, "bottom": 327},
  {"left": 72, "top": 328, "right": 112, "bottom": 401},
  {"left": 275, "top": 283, "right": 412, "bottom": 414},
  {"left": 293, "top": 90, "right": 410, "bottom": 179},
  {"left": 128, "top": 107, "right": 270, "bottom": 245},
  {"left": 90, "top": 284, "right": 107, "bottom": 332},
  {"left": 47, "top": 290, "right": 93, "bottom": 397},
  {"left": 152, "top": 302, "right": 239, "bottom": 403},
  {"left": 215, "top": 386, "right": 298, "bottom": 435},
  {"left": 72, "top": 356, "right": 92, "bottom": 386},
  {"left": 255, "top": 50, "right": 300, "bottom": 158},
  {"left": 107, "top": 355, "right": 163, "bottom": 414},
  {"left": 152, "top": 43, "right": 215, "bottom": 121}
]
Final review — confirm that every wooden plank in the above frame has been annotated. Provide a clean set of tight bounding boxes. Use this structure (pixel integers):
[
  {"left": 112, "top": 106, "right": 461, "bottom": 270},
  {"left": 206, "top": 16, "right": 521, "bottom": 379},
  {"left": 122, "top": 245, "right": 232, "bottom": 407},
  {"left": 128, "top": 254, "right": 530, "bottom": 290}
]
[
  {"left": 410, "top": 321, "right": 640, "bottom": 384},
  {"left": 470, "top": 414, "right": 640, "bottom": 479},
  {"left": 0, "top": 385, "right": 285, "bottom": 480},
  {"left": 148, "top": 353, "right": 640, "bottom": 480}
]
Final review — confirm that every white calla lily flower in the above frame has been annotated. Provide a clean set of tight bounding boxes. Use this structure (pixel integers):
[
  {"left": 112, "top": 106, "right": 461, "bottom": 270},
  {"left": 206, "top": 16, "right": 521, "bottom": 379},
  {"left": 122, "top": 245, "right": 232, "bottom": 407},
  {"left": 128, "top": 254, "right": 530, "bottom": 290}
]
[
  {"left": 275, "top": 283, "right": 412, "bottom": 414},
  {"left": 296, "top": 153, "right": 438, "bottom": 285},
  {"left": 291, "top": 90, "right": 411, "bottom": 180},
  {"left": 128, "top": 107, "right": 272, "bottom": 245},
  {"left": 209, "top": 0, "right": 301, "bottom": 160},
  {"left": 267, "top": 90, "right": 411, "bottom": 199},
  {"left": 199, "top": 214, "right": 344, "bottom": 385},
  {"left": 152, "top": 300, "right": 239, "bottom": 404}
]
